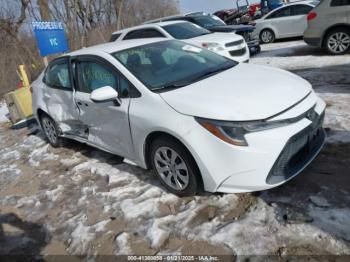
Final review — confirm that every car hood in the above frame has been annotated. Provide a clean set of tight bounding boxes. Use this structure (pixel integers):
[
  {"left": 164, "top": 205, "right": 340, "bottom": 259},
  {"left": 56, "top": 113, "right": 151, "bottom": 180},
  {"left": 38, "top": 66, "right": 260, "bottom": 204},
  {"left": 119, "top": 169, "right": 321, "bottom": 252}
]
[
  {"left": 187, "top": 32, "right": 243, "bottom": 45},
  {"left": 159, "top": 63, "right": 312, "bottom": 121},
  {"left": 208, "top": 25, "right": 255, "bottom": 33}
]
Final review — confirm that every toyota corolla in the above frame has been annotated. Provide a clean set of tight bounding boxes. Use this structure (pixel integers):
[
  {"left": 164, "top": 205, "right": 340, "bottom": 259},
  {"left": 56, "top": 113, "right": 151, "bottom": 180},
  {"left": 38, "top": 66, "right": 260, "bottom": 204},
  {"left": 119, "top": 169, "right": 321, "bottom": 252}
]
[{"left": 32, "top": 39, "right": 326, "bottom": 196}]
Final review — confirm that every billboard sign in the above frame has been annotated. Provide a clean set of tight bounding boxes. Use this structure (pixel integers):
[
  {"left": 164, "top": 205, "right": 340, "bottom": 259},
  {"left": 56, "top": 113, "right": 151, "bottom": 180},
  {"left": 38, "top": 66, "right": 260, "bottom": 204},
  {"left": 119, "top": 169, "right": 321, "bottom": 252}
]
[{"left": 32, "top": 21, "right": 69, "bottom": 57}]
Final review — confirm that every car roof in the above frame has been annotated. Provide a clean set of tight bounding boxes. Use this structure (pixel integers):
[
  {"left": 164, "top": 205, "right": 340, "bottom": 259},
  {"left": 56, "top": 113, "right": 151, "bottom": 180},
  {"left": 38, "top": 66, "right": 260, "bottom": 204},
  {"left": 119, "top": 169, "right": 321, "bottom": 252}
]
[
  {"left": 262, "top": 0, "right": 316, "bottom": 18},
  {"left": 112, "top": 20, "right": 188, "bottom": 35},
  {"left": 67, "top": 38, "right": 168, "bottom": 56}
]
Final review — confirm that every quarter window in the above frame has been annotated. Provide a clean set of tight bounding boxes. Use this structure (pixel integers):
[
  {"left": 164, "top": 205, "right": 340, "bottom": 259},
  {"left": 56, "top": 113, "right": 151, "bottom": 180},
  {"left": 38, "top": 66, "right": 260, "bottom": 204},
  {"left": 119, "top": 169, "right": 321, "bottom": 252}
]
[
  {"left": 331, "top": 0, "right": 350, "bottom": 6},
  {"left": 44, "top": 59, "right": 71, "bottom": 90}
]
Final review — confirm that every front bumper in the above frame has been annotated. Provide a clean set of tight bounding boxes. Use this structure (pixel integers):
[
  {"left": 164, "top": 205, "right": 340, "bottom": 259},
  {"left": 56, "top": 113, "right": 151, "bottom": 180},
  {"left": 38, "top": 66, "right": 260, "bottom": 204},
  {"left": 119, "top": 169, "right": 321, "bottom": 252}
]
[
  {"left": 183, "top": 92, "right": 326, "bottom": 193},
  {"left": 218, "top": 43, "right": 250, "bottom": 63},
  {"left": 247, "top": 40, "right": 261, "bottom": 54}
]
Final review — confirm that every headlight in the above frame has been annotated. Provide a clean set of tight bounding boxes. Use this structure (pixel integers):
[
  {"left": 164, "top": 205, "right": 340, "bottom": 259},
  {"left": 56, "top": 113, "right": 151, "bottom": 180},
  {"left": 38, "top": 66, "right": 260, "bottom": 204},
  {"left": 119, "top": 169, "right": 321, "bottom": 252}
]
[
  {"left": 201, "top": 42, "right": 225, "bottom": 52},
  {"left": 195, "top": 117, "right": 295, "bottom": 147}
]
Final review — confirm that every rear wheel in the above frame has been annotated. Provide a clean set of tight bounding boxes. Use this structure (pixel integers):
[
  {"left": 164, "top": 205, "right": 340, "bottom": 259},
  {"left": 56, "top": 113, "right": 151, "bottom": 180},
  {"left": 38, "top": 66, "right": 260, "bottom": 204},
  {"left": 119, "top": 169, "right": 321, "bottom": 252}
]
[
  {"left": 325, "top": 28, "right": 350, "bottom": 55},
  {"left": 41, "top": 115, "right": 62, "bottom": 148},
  {"left": 150, "top": 137, "right": 200, "bottom": 196},
  {"left": 260, "top": 29, "right": 275, "bottom": 44}
]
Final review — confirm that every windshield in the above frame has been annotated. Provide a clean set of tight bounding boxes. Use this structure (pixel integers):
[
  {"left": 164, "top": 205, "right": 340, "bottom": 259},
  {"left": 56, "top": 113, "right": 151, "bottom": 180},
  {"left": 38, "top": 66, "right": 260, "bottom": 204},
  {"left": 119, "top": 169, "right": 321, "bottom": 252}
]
[
  {"left": 193, "top": 15, "right": 226, "bottom": 28},
  {"left": 162, "top": 22, "right": 211, "bottom": 40},
  {"left": 112, "top": 40, "right": 237, "bottom": 92}
]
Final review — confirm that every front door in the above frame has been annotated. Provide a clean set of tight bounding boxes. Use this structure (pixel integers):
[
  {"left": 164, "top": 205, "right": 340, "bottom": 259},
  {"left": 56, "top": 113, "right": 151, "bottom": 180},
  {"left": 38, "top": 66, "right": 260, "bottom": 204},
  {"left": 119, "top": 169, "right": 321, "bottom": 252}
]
[
  {"left": 72, "top": 56, "right": 134, "bottom": 159},
  {"left": 266, "top": 6, "right": 294, "bottom": 38}
]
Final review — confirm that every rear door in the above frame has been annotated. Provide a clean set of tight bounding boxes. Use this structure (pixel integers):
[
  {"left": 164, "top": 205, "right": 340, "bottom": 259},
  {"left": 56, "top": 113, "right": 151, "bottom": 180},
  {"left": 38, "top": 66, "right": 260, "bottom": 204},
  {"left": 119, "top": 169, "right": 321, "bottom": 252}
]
[
  {"left": 43, "top": 57, "right": 80, "bottom": 133},
  {"left": 291, "top": 4, "right": 314, "bottom": 36},
  {"left": 265, "top": 6, "right": 294, "bottom": 38},
  {"left": 72, "top": 55, "right": 135, "bottom": 158}
]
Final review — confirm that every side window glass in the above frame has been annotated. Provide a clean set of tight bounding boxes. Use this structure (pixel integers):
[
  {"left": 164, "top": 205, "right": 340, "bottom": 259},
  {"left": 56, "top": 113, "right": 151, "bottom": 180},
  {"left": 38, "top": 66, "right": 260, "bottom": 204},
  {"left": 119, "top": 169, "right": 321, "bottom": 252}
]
[
  {"left": 143, "top": 29, "right": 165, "bottom": 38},
  {"left": 124, "top": 30, "right": 143, "bottom": 40},
  {"left": 266, "top": 7, "right": 292, "bottom": 19},
  {"left": 293, "top": 5, "right": 313, "bottom": 15},
  {"left": 77, "top": 61, "right": 130, "bottom": 98},
  {"left": 331, "top": 0, "right": 350, "bottom": 6},
  {"left": 45, "top": 60, "right": 71, "bottom": 90},
  {"left": 110, "top": 33, "right": 121, "bottom": 42}
]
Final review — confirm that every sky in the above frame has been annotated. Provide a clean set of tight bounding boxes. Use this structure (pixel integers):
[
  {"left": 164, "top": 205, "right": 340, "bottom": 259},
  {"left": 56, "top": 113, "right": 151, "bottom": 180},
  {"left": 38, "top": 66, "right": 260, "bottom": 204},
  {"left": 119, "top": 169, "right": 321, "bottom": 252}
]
[{"left": 179, "top": 0, "right": 235, "bottom": 13}]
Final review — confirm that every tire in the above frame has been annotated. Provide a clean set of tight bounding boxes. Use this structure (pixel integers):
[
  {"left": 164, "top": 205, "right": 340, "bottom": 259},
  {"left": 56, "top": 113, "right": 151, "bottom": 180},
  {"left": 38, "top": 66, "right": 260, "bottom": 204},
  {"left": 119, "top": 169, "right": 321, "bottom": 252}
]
[
  {"left": 325, "top": 28, "right": 350, "bottom": 55},
  {"left": 150, "top": 136, "right": 201, "bottom": 196},
  {"left": 260, "top": 29, "right": 275, "bottom": 44},
  {"left": 40, "top": 114, "right": 63, "bottom": 148}
]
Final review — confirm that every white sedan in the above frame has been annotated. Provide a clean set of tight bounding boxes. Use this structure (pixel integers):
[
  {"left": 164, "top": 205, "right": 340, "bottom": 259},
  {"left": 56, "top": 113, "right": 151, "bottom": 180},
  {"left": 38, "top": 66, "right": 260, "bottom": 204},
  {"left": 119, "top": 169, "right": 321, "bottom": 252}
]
[
  {"left": 32, "top": 39, "right": 326, "bottom": 196},
  {"left": 110, "top": 21, "right": 250, "bottom": 63},
  {"left": 253, "top": 1, "right": 316, "bottom": 43}
]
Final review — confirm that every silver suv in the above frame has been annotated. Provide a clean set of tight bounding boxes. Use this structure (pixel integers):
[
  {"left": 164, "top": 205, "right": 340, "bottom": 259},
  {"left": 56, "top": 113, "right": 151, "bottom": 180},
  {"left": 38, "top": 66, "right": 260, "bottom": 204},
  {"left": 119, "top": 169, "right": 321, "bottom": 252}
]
[{"left": 304, "top": 0, "right": 350, "bottom": 54}]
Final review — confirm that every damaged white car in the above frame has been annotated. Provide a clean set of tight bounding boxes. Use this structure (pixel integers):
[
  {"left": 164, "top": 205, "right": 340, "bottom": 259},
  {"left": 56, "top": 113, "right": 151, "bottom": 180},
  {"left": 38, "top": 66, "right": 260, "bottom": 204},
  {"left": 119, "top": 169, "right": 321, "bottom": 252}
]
[{"left": 32, "top": 39, "right": 326, "bottom": 196}]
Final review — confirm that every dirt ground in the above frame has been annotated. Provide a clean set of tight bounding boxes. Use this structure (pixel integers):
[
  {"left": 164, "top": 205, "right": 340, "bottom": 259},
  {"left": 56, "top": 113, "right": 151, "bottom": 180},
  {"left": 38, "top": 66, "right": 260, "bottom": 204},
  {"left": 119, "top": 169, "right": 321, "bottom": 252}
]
[{"left": 0, "top": 40, "right": 349, "bottom": 260}]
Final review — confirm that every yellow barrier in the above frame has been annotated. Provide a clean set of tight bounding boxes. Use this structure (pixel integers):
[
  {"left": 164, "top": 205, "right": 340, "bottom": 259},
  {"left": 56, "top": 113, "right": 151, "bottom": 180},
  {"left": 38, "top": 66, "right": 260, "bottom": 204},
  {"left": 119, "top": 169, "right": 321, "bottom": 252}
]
[
  {"left": 4, "top": 65, "right": 33, "bottom": 124},
  {"left": 4, "top": 87, "right": 33, "bottom": 124}
]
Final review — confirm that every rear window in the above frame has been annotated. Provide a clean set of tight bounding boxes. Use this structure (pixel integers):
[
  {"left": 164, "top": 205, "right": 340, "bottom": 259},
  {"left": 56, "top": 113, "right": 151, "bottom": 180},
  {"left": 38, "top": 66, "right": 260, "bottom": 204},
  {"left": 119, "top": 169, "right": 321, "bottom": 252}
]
[
  {"left": 162, "top": 22, "right": 211, "bottom": 40},
  {"left": 331, "top": 0, "right": 350, "bottom": 6}
]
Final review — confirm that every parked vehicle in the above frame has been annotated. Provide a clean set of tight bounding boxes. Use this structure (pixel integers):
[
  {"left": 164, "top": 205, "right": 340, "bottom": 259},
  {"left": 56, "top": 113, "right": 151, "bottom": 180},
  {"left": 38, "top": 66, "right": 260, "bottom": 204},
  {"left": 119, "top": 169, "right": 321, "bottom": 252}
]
[
  {"left": 144, "top": 12, "right": 260, "bottom": 54},
  {"left": 214, "top": 0, "right": 284, "bottom": 22},
  {"left": 253, "top": 1, "right": 317, "bottom": 43},
  {"left": 304, "top": 0, "right": 350, "bottom": 54},
  {"left": 32, "top": 39, "right": 326, "bottom": 196},
  {"left": 110, "top": 21, "right": 250, "bottom": 63},
  {"left": 214, "top": 0, "right": 252, "bottom": 25}
]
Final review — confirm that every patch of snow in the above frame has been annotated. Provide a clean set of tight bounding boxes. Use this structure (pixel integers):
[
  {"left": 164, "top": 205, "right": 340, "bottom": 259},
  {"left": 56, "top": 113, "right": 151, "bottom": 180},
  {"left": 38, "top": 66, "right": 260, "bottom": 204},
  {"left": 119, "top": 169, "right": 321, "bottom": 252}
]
[
  {"left": 115, "top": 232, "right": 133, "bottom": 255},
  {"left": 308, "top": 206, "right": 350, "bottom": 242},
  {"left": 1, "top": 150, "right": 21, "bottom": 161},
  {"left": 309, "top": 196, "right": 330, "bottom": 208},
  {"left": 29, "top": 144, "right": 59, "bottom": 167},
  {"left": 0, "top": 102, "right": 9, "bottom": 123},
  {"left": 45, "top": 185, "right": 64, "bottom": 202}
]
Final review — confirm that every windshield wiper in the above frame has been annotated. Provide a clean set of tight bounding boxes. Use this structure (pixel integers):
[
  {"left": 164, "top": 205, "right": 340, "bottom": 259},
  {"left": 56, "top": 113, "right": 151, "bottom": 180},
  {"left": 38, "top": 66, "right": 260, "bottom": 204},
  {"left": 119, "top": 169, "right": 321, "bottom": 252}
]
[
  {"left": 192, "top": 64, "right": 235, "bottom": 82},
  {"left": 152, "top": 82, "right": 189, "bottom": 92}
]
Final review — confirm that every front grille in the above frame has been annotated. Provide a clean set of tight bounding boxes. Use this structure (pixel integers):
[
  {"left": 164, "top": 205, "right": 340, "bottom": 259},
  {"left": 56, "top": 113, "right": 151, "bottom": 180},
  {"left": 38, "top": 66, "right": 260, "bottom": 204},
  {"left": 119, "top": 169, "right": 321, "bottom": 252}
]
[
  {"left": 229, "top": 48, "right": 247, "bottom": 56},
  {"left": 225, "top": 39, "right": 244, "bottom": 47},
  {"left": 266, "top": 111, "right": 325, "bottom": 185}
]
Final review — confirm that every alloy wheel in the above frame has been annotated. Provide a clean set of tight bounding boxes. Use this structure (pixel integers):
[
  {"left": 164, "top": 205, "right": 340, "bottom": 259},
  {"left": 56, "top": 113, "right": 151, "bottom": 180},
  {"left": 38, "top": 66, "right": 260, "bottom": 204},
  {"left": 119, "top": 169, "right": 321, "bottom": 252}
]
[
  {"left": 154, "top": 147, "right": 189, "bottom": 191},
  {"left": 327, "top": 32, "right": 350, "bottom": 54},
  {"left": 42, "top": 117, "right": 58, "bottom": 145},
  {"left": 261, "top": 30, "right": 274, "bottom": 43}
]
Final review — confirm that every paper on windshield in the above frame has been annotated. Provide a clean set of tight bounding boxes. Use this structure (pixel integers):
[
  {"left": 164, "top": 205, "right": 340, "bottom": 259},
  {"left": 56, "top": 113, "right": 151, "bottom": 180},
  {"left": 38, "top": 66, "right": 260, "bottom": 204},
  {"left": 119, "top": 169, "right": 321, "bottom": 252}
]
[{"left": 182, "top": 45, "right": 202, "bottom": 53}]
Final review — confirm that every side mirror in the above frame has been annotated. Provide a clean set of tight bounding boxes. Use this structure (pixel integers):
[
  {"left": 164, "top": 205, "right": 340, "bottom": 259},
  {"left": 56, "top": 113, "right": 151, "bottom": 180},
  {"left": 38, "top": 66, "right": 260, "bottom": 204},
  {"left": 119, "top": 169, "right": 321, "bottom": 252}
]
[{"left": 90, "top": 86, "right": 121, "bottom": 105}]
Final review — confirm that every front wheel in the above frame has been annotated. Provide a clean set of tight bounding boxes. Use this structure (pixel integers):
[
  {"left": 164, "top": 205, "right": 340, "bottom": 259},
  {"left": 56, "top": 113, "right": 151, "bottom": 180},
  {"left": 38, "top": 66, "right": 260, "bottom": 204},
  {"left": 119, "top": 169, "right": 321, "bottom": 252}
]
[
  {"left": 150, "top": 137, "right": 200, "bottom": 196},
  {"left": 41, "top": 115, "right": 62, "bottom": 148},
  {"left": 260, "top": 29, "right": 275, "bottom": 44},
  {"left": 325, "top": 29, "right": 350, "bottom": 55}
]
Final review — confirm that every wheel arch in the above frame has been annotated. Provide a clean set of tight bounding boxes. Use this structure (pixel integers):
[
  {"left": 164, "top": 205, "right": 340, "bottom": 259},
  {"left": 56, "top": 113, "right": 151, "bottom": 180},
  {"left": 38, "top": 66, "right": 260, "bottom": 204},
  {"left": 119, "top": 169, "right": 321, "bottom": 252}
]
[
  {"left": 259, "top": 27, "right": 276, "bottom": 41},
  {"left": 143, "top": 131, "right": 204, "bottom": 188},
  {"left": 322, "top": 24, "right": 350, "bottom": 47}
]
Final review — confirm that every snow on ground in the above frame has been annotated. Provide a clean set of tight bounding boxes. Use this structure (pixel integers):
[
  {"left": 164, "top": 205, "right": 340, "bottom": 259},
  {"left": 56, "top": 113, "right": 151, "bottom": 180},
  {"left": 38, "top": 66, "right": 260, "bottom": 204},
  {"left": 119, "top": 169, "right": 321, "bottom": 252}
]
[
  {"left": 0, "top": 102, "right": 9, "bottom": 123},
  {"left": 0, "top": 40, "right": 349, "bottom": 258}
]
